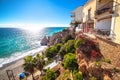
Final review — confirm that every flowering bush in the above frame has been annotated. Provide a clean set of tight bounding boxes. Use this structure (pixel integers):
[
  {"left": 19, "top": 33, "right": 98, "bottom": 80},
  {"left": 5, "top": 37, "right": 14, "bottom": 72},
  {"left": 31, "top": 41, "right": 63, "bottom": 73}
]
[
  {"left": 90, "top": 50, "right": 98, "bottom": 58},
  {"left": 76, "top": 35, "right": 101, "bottom": 59}
]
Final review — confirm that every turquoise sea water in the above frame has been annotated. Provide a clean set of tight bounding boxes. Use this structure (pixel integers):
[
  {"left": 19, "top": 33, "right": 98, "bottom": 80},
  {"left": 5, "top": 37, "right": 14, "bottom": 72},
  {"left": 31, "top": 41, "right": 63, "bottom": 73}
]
[{"left": 0, "top": 27, "right": 66, "bottom": 67}]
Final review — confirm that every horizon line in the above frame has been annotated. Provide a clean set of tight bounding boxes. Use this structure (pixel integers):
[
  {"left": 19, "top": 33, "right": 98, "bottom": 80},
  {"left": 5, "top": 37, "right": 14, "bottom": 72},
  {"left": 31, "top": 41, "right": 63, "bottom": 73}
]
[{"left": 0, "top": 23, "right": 70, "bottom": 28}]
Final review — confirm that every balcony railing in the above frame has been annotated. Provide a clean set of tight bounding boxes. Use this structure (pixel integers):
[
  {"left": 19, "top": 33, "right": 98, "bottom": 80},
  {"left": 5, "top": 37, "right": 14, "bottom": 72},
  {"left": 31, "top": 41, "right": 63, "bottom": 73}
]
[
  {"left": 94, "top": 29, "right": 111, "bottom": 40},
  {"left": 95, "top": 1, "right": 114, "bottom": 15},
  {"left": 95, "top": 29, "right": 110, "bottom": 36},
  {"left": 71, "top": 15, "right": 75, "bottom": 17}
]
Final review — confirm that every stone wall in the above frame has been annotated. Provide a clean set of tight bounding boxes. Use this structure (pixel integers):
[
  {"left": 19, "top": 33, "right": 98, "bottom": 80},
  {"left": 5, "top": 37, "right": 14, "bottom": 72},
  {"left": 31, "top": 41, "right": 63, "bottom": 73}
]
[{"left": 97, "top": 37, "right": 120, "bottom": 68}]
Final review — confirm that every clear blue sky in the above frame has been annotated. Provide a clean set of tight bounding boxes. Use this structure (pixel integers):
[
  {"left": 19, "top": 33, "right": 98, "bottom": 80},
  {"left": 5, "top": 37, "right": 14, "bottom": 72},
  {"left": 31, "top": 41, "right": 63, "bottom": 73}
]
[{"left": 0, "top": 0, "right": 87, "bottom": 27}]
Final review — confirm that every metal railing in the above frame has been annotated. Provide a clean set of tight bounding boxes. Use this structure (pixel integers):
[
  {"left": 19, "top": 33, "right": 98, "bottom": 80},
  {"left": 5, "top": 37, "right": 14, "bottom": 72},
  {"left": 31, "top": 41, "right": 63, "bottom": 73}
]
[
  {"left": 94, "top": 29, "right": 112, "bottom": 40},
  {"left": 71, "top": 15, "right": 75, "bottom": 17},
  {"left": 94, "top": 29, "right": 110, "bottom": 36},
  {"left": 95, "top": 1, "right": 114, "bottom": 15}
]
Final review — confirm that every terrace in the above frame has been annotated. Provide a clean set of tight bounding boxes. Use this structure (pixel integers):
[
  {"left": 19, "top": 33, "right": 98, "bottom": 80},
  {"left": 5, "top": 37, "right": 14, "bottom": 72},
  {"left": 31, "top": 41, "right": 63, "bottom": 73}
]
[
  {"left": 94, "top": 29, "right": 111, "bottom": 40},
  {"left": 81, "top": 28, "right": 112, "bottom": 41},
  {"left": 95, "top": 1, "right": 114, "bottom": 19}
]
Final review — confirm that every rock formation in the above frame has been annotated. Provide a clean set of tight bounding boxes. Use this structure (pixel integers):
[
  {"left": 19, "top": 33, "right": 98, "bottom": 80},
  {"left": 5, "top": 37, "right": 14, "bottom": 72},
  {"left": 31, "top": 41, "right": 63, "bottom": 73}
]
[
  {"left": 49, "top": 29, "right": 70, "bottom": 45},
  {"left": 40, "top": 36, "right": 49, "bottom": 46}
]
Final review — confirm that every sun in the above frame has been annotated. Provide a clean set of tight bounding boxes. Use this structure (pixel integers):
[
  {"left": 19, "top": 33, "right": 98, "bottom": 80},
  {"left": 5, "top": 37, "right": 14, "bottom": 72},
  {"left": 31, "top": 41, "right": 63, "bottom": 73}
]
[
  {"left": 20, "top": 23, "right": 45, "bottom": 33},
  {"left": 21, "top": 26, "right": 44, "bottom": 33}
]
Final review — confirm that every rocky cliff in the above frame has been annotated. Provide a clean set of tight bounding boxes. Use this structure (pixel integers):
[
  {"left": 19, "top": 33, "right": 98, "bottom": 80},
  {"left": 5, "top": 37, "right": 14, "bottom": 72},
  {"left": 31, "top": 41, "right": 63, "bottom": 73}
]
[
  {"left": 40, "top": 36, "right": 49, "bottom": 46},
  {"left": 41, "top": 28, "right": 70, "bottom": 46},
  {"left": 75, "top": 34, "right": 120, "bottom": 80}
]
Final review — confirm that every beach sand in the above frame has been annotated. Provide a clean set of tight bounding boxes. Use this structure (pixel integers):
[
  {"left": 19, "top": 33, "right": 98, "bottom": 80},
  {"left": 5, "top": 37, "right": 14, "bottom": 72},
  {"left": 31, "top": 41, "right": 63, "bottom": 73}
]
[
  {"left": 0, "top": 59, "right": 24, "bottom": 80},
  {"left": 0, "top": 46, "right": 47, "bottom": 80}
]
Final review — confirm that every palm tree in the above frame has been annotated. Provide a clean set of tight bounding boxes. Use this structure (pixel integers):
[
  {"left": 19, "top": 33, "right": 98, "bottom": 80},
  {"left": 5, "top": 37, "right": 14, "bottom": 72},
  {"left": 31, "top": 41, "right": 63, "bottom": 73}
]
[
  {"left": 23, "top": 55, "right": 35, "bottom": 80},
  {"left": 34, "top": 54, "right": 45, "bottom": 76}
]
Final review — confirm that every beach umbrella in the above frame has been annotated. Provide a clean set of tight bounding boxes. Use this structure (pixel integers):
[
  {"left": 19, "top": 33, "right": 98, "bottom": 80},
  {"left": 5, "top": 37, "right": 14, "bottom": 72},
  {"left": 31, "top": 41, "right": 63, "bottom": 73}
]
[{"left": 19, "top": 73, "right": 25, "bottom": 79}]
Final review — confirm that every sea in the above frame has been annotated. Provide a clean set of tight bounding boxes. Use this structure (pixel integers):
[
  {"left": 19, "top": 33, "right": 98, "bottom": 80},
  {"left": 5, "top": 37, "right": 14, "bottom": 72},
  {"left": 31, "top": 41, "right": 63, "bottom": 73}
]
[{"left": 0, "top": 27, "right": 67, "bottom": 68}]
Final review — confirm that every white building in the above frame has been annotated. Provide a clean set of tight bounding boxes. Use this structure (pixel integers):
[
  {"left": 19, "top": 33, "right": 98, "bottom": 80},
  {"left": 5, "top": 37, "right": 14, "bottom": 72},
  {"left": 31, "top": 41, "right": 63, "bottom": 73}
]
[
  {"left": 71, "top": 6, "right": 83, "bottom": 22},
  {"left": 71, "top": 6, "right": 83, "bottom": 32}
]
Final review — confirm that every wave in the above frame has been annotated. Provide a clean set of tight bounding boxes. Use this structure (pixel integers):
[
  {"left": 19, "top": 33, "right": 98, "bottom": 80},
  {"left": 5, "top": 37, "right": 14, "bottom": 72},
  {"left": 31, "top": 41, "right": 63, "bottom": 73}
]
[{"left": 0, "top": 46, "right": 47, "bottom": 68}]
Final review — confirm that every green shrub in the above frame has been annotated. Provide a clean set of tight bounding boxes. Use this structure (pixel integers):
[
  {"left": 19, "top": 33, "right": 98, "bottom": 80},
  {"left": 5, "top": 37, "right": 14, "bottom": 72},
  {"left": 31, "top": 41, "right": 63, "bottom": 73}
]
[
  {"left": 62, "top": 53, "right": 78, "bottom": 71},
  {"left": 55, "top": 43, "right": 62, "bottom": 51},
  {"left": 45, "top": 46, "right": 58, "bottom": 59},
  {"left": 74, "top": 38, "right": 84, "bottom": 48},
  {"left": 104, "top": 59, "right": 111, "bottom": 64},
  {"left": 65, "top": 40, "right": 75, "bottom": 53},
  {"left": 112, "top": 68, "right": 120, "bottom": 72},
  {"left": 59, "top": 46, "right": 66, "bottom": 58},
  {"left": 94, "top": 61, "right": 101, "bottom": 68},
  {"left": 59, "top": 40, "right": 75, "bottom": 57},
  {"left": 74, "top": 71, "right": 83, "bottom": 80},
  {"left": 61, "top": 71, "right": 70, "bottom": 79},
  {"left": 45, "top": 44, "right": 63, "bottom": 59},
  {"left": 62, "top": 34, "right": 74, "bottom": 43},
  {"left": 91, "top": 76, "right": 97, "bottom": 80},
  {"left": 42, "top": 68, "right": 57, "bottom": 80}
]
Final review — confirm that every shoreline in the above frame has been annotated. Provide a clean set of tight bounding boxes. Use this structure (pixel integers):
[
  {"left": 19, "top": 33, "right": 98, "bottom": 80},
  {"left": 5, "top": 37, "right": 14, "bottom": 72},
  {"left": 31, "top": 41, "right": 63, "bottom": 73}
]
[
  {"left": 0, "top": 58, "right": 24, "bottom": 70},
  {"left": 0, "top": 46, "right": 47, "bottom": 68},
  {"left": 0, "top": 46, "right": 47, "bottom": 80}
]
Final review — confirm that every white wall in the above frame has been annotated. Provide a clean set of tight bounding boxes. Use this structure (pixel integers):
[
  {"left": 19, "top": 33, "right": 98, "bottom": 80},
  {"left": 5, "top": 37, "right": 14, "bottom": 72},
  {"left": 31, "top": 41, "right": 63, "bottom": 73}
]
[
  {"left": 76, "top": 24, "right": 82, "bottom": 32},
  {"left": 72, "top": 6, "right": 83, "bottom": 22},
  {"left": 96, "top": 19, "right": 111, "bottom": 30}
]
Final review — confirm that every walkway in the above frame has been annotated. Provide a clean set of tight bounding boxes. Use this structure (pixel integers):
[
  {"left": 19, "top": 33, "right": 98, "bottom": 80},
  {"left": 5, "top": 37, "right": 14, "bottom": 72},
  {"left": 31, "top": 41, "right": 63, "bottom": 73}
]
[{"left": 44, "top": 60, "right": 59, "bottom": 70}]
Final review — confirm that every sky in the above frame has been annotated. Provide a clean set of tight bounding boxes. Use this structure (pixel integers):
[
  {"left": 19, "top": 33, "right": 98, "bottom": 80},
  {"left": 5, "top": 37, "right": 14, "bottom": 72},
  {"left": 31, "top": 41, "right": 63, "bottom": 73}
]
[{"left": 0, "top": 0, "right": 87, "bottom": 28}]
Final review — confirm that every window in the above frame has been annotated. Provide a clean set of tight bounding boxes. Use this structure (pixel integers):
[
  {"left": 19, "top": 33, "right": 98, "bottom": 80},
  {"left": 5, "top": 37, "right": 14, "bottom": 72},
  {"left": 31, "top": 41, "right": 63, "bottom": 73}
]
[{"left": 88, "top": 9, "right": 91, "bottom": 20}]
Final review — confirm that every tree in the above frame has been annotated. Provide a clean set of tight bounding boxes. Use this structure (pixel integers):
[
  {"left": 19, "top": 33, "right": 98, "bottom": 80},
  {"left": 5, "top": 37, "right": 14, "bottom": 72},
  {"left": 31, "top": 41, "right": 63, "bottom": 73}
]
[
  {"left": 74, "top": 71, "right": 83, "bottom": 80},
  {"left": 65, "top": 40, "right": 75, "bottom": 53},
  {"left": 55, "top": 43, "right": 62, "bottom": 51},
  {"left": 62, "top": 34, "right": 74, "bottom": 43},
  {"left": 45, "top": 46, "right": 57, "bottom": 59},
  {"left": 34, "top": 54, "right": 45, "bottom": 75},
  {"left": 70, "top": 21, "right": 81, "bottom": 28},
  {"left": 59, "top": 40, "right": 75, "bottom": 58},
  {"left": 62, "top": 53, "right": 78, "bottom": 80},
  {"left": 23, "top": 55, "right": 35, "bottom": 80},
  {"left": 74, "top": 38, "right": 84, "bottom": 48},
  {"left": 45, "top": 44, "right": 63, "bottom": 59},
  {"left": 42, "top": 68, "right": 57, "bottom": 80},
  {"left": 62, "top": 53, "right": 78, "bottom": 71},
  {"left": 59, "top": 45, "right": 66, "bottom": 58}
]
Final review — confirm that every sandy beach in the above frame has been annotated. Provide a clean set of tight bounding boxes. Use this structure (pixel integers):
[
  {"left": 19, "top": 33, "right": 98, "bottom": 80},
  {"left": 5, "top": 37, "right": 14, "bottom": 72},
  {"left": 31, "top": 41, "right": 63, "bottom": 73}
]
[
  {"left": 0, "top": 59, "right": 24, "bottom": 80},
  {"left": 0, "top": 46, "right": 47, "bottom": 80}
]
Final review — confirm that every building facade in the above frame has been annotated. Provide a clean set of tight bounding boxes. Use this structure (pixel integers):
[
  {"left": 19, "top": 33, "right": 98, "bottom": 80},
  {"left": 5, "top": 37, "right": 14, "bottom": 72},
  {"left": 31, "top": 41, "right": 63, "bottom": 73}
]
[
  {"left": 72, "top": 1, "right": 120, "bottom": 77},
  {"left": 112, "top": 0, "right": 120, "bottom": 44},
  {"left": 71, "top": 6, "right": 83, "bottom": 32},
  {"left": 71, "top": 0, "right": 120, "bottom": 44},
  {"left": 95, "top": 0, "right": 120, "bottom": 44},
  {"left": 71, "top": 6, "right": 83, "bottom": 22},
  {"left": 82, "top": 0, "right": 96, "bottom": 33}
]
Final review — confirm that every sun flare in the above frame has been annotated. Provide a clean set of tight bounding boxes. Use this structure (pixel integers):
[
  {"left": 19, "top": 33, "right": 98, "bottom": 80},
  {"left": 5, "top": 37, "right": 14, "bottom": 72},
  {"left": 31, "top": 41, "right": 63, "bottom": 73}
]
[
  {"left": 19, "top": 24, "right": 45, "bottom": 32},
  {"left": 21, "top": 27, "right": 44, "bottom": 33}
]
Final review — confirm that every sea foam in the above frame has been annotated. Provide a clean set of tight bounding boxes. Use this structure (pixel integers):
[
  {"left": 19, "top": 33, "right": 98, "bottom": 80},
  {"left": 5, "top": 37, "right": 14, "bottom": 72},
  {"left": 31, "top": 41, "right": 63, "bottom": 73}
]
[{"left": 0, "top": 46, "right": 47, "bottom": 68}]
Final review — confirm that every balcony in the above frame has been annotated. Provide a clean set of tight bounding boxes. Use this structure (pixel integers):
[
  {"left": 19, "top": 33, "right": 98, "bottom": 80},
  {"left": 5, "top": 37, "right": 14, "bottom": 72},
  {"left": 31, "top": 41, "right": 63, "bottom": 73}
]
[
  {"left": 95, "top": 1, "right": 114, "bottom": 17},
  {"left": 94, "top": 29, "right": 111, "bottom": 40},
  {"left": 95, "top": 8, "right": 113, "bottom": 15},
  {"left": 71, "top": 14, "right": 75, "bottom": 18}
]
